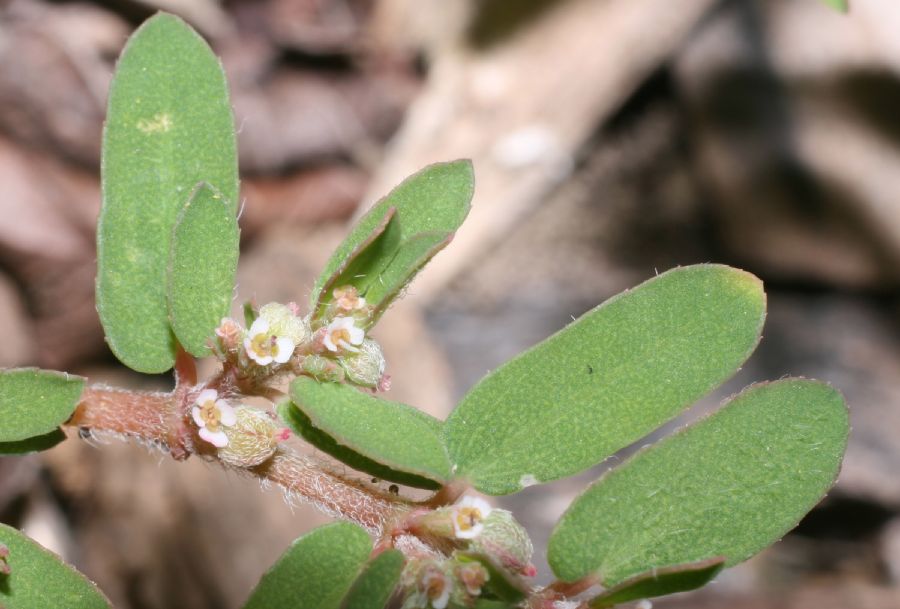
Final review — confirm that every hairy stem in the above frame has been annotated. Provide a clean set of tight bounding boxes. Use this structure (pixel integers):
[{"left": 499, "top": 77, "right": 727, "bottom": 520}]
[
  {"left": 252, "top": 450, "right": 407, "bottom": 535},
  {"left": 67, "top": 384, "right": 409, "bottom": 533},
  {"left": 68, "top": 386, "right": 178, "bottom": 451}
]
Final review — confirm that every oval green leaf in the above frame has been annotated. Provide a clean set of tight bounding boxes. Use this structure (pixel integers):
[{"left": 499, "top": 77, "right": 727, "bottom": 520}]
[
  {"left": 0, "top": 429, "right": 66, "bottom": 455},
  {"left": 311, "top": 160, "right": 474, "bottom": 315},
  {"left": 0, "top": 523, "right": 111, "bottom": 609},
  {"left": 587, "top": 557, "right": 725, "bottom": 608},
  {"left": 444, "top": 264, "right": 766, "bottom": 495},
  {"left": 168, "top": 182, "right": 240, "bottom": 357},
  {"left": 284, "top": 378, "right": 451, "bottom": 489},
  {"left": 98, "top": 12, "right": 238, "bottom": 373},
  {"left": 242, "top": 522, "right": 371, "bottom": 609},
  {"left": 364, "top": 231, "right": 453, "bottom": 325},
  {"left": 547, "top": 379, "right": 849, "bottom": 584},
  {"left": 340, "top": 549, "right": 404, "bottom": 609},
  {"left": 0, "top": 368, "right": 84, "bottom": 443}
]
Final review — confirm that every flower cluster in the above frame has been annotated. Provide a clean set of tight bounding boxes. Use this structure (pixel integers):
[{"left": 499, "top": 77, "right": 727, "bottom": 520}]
[
  {"left": 191, "top": 388, "right": 236, "bottom": 448},
  {"left": 304, "top": 286, "right": 387, "bottom": 388},
  {"left": 404, "top": 495, "right": 537, "bottom": 601},
  {"left": 189, "top": 388, "right": 288, "bottom": 467},
  {"left": 212, "top": 293, "right": 387, "bottom": 390},
  {"left": 401, "top": 555, "right": 492, "bottom": 609},
  {"left": 244, "top": 302, "right": 310, "bottom": 367}
]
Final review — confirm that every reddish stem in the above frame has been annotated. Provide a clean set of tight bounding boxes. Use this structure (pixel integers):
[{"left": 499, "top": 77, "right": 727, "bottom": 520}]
[
  {"left": 545, "top": 574, "right": 600, "bottom": 599},
  {"left": 174, "top": 346, "right": 198, "bottom": 387},
  {"left": 67, "top": 384, "right": 409, "bottom": 533},
  {"left": 252, "top": 450, "right": 408, "bottom": 534},
  {"left": 422, "top": 479, "right": 469, "bottom": 508},
  {"left": 68, "top": 386, "right": 175, "bottom": 447}
]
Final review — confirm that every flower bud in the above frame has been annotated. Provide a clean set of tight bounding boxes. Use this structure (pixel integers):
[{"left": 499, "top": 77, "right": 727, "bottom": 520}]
[
  {"left": 217, "top": 407, "right": 282, "bottom": 467},
  {"left": 468, "top": 509, "right": 535, "bottom": 576},
  {"left": 401, "top": 560, "right": 452, "bottom": 609},
  {"left": 454, "top": 560, "right": 489, "bottom": 597},
  {"left": 258, "top": 302, "right": 310, "bottom": 345},
  {"left": 339, "top": 339, "right": 386, "bottom": 388},
  {"left": 215, "top": 317, "right": 243, "bottom": 353},
  {"left": 300, "top": 354, "right": 346, "bottom": 383}
]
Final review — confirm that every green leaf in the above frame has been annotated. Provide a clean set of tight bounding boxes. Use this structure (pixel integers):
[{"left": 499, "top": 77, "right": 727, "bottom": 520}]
[
  {"left": 97, "top": 12, "right": 238, "bottom": 373},
  {"left": 0, "top": 369, "right": 84, "bottom": 443},
  {"left": 587, "top": 557, "right": 725, "bottom": 608},
  {"left": 311, "top": 160, "right": 474, "bottom": 316},
  {"left": 0, "top": 429, "right": 66, "bottom": 455},
  {"left": 315, "top": 205, "right": 398, "bottom": 317},
  {"left": 820, "top": 0, "right": 848, "bottom": 12},
  {"left": 167, "top": 182, "right": 240, "bottom": 357},
  {"left": 547, "top": 379, "right": 848, "bottom": 585},
  {"left": 364, "top": 231, "right": 453, "bottom": 324},
  {"left": 0, "top": 523, "right": 111, "bottom": 609},
  {"left": 279, "top": 403, "right": 440, "bottom": 490},
  {"left": 242, "top": 522, "right": 371, "bottom": 609},
  {"left": 444, "top": 265, "right": 766, "bottom": 495},
  {"left": 283, "top": 378, "right": 451, "bottom": 489},
  {"left": 340, "top": 550, "right": 404, "bottom": 609}
]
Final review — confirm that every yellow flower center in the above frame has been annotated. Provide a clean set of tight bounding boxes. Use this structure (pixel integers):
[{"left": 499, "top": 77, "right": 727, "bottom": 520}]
[
  {"left": 455, "top": 506, "right": 483, "bottom": 532},
  {"left": 199, "top": 400, "right": 222, "bottom": 432},
  {"left": 425, "top": 574, "right": 446, "bottom": 599},
  {"left": 330, "top": 327, "right": 352, "bottom": 346},
  {"left": 250, "top": 333, "right": 276, "bottom": 358}
]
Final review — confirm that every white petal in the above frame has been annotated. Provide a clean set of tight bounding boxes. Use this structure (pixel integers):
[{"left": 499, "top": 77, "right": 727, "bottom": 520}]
[
  {"left": 217, "top": 401, "right": 237, "bottom": 426},
  {"left": 347, "top": 324, "right": 365, "bottom": 345},
  {"left": 199, "top": 427, "right": 229, "bottom": 447},
  {"left": 191, "top": 406, "right": 205, "bottom": 428},
  {"left": 356, "top": 297, "right": 366, "bottom": 309},
  {"left": 248, "top": 350, "right": 273, "bottom": 366},
  {"left": 451, "top": 496, "right": 491, "bottom": 539},
  {"left": 273, "top": 337, "right": 295, "bottom": 363},
  {"left": 338, "top": 339, "right": 360, "bottom": 353},
  {"left": 196, "top": 388, "right": 218, "bottom": 404},
  {"left": 432, "top": 585, "right": 450, "bottom": 609},
  {"left": 323, "top": 333, "right": 338, "bottom": 352},
  {"left": 458, "top": 496, "right": 493, "bottom": 517},
  {"left": 248, "top": 317, "right": 269, "bottom": 337}
]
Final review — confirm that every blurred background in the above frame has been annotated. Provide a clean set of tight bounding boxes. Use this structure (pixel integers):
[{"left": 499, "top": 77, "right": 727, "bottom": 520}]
[{"left": 0, "top": 0, "right": 899, "bottom": 607}]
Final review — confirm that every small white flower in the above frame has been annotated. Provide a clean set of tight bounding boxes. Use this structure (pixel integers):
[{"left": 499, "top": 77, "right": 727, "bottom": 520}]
[
  {"left": 191, "top": 389, "right": 237, "bottom": 448},
  {"left": 421, "top": 568, "right": 451, "bottom": 609},
  {"left": 244, "top": 317, "right": 296, "bottom": 365},
  {"left": 323, "top": 316, "right": 365, "bottom": 353},
  {"left": 333, "top": 285, "right": 367, "bottom": 312},
  {"left": 452, "top": 496, "right": 492, "bottom": 540},
  {"left": 456, "top": 562, "right": 488, "bottom": 597}
]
